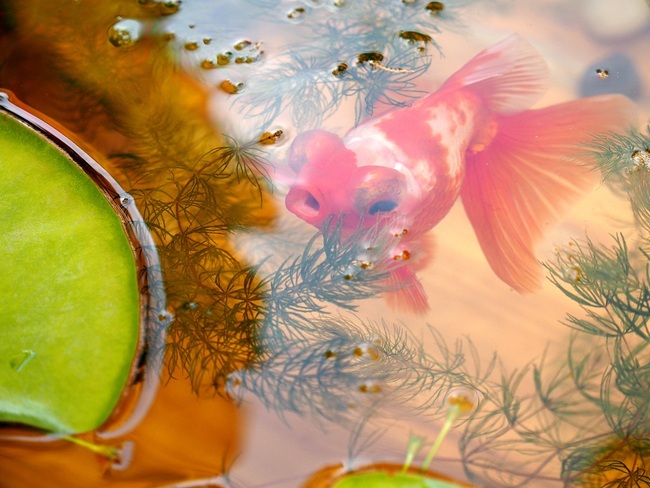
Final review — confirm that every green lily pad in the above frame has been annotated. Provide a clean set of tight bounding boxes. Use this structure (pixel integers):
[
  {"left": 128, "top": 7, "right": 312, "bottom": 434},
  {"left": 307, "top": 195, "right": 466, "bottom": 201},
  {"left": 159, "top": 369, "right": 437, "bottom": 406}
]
[
  {"left": 333, "top": 472, "right": 464, "bottom": 488},
  {"left": 0, "top": 96, "right": 140, "bottom": 434}
]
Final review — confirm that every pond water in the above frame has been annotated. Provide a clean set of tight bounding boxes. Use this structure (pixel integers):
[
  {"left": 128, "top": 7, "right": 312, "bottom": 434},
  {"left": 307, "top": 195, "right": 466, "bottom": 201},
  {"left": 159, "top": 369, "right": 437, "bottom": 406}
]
[{"left": 0, "top": 0, "right": 649, "bottom": 487}]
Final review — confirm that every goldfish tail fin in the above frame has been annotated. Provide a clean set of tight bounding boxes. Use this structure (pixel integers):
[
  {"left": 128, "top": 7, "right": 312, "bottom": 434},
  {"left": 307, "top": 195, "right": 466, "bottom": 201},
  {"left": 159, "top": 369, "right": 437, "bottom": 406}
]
[
  {"left": 462, "top": 94, "right": 636, "bottom": 292},
  {"left": 384, "top": 265, "right": 430, "bottom": 314},
  {"left": 440, "top": 34, "right": 549, "bottom": 113}
]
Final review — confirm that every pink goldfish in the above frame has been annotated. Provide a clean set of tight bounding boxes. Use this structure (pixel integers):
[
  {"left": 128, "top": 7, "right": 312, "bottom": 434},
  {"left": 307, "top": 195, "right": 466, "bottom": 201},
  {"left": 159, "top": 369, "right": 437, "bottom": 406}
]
[{"left": 284, "top": 35, "right": 635, "bottom": 313}]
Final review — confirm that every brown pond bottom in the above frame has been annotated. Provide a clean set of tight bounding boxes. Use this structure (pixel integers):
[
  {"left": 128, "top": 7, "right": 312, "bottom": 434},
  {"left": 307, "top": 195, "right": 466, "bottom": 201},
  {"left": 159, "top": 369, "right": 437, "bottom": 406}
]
[{"left": 0, "top": 373, "right": 240, "bottom": 488}]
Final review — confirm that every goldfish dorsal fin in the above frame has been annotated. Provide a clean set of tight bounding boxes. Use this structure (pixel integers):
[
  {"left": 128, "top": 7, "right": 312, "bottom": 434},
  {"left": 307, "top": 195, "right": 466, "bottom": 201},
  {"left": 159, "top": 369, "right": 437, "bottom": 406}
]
[
  {"left": 461, "top": 94, "right": 636, "bottom": 292},
  {"left": 440, "top": 35, "right": 549, "bottom": 114}
]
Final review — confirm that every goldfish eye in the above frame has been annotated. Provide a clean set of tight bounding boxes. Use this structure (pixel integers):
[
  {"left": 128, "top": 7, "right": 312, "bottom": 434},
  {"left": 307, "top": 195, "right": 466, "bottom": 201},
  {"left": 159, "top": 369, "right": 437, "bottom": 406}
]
[
  {"left": 349, "top": 165, "right": 406, "bottom": 217},
  {"left": 368, "top": 200, "right": 398, "bottom": 215}
]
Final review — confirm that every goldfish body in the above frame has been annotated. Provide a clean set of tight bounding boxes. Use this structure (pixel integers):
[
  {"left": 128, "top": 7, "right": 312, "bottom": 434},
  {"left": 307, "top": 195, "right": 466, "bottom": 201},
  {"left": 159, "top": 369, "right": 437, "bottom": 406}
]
[{"left": 284, "top": 36, "right": 636, "bottom": 313}]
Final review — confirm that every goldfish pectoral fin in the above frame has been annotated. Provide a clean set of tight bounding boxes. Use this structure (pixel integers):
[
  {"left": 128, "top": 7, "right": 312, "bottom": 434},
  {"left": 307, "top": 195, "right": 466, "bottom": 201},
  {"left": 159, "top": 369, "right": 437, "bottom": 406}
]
[
  {"left": 439, "top": 34, "right": 548, "bottom": 114},
  {"left": 461, "top": 94, "right": 636, "bottom": 292},
  {"left": 384, "top": 265, "right": 430, "bottom": 314},
  {"left": 407, "top": 233, "right": 436, "bottom": 273}
]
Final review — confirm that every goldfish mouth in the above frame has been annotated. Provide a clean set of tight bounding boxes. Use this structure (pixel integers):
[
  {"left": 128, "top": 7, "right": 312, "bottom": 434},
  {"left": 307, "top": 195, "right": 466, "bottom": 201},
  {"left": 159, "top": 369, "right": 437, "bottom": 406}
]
[{"left": 285, "top": 187, "right": 322, "bottom": 223}]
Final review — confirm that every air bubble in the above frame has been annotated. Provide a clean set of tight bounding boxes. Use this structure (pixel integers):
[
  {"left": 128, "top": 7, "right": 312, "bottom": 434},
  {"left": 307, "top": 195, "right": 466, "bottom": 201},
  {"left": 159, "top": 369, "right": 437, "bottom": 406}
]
[
  {"left": 108, "top": 18, "right": 143, "bottom": 48},
  {"left": 157, "top": 0, "right": 181, "bottom": 15},
  {"left": 287, "top": 7, "right": 306, "bottom": 21},
  {"left": 579, "top": 54, "right": 642, "bottom": 100},
  {"left": 596, "top": 68, "right": 609, "bottom": 79},
  {"left": 110, "top": 441, "right": 135, "bottom": 471},
  {"left": 425, "top": 1, "right": 444, "bottom": 14},
  {"left": 225, "top": 371, "right": 243, "bottom": 397},
  {"left": 156, "top": 309, "right": 175, "bottom": 326},
  {"left": 357, "top": 51, "right": 384, "bottom": 65},
  {"left": 353, "top": 342, "right": 382, "bottom": 361},
  {"left": 218, "top": 80, "right": 244, "bottom": 94},
  {"left": 563, "top": 265, "right": 584, "bottom": 283},
  {"left": 234, "top": 40, "right": 252, "bottom": 51},
  {"left": 258, "top": 129, "right": 284, "bottom": 145},
  {"left": 399, "top": 31, "right": 432, "bottom": 44},
  {"left": 358, "top": 382, "right": 382, "bottom": 394},
  {"left": 392, "top": 249, "right": 410, "bottom": 261},
  {"left": 118, "top": 193, "right": 133, "bottom": 207},
  {"left": 205, "top": 52, "right": 234, "bottom": 68},
  {"left": 446, "top": 387, "right": 478, "bottom": 415},
  {"left": 631, "top": 149, "right": 650, "bottom": 170},
  {"left": 201, "top": 58, "right": 218, "bottom": 69},
  {"left": 332, "top": 62, "right": 348, "bottom": 76},
  {"left": 138, "top": 0, "right": 181, "bottom": 16}
]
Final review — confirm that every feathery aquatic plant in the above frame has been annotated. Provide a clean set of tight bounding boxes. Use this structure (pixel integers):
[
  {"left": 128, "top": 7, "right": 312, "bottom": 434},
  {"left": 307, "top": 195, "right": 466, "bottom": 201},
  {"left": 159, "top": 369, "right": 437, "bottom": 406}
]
[
  {"left": 114, "top": 133, "right": 276, "bottom": 392},
  {"left": 229, "top": 0, "right": 472, "bottom": 129},
  {"left": 455, "top": 129, "right": 650, "bottom": 487},
  {"left": 222, "top": 127, "right": 650, "bottom": 487}
]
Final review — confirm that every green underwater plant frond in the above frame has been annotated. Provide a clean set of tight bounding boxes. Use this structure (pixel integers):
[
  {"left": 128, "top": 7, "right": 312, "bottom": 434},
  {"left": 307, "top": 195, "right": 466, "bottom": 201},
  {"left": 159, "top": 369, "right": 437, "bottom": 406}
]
[
  {"left": 232, "top": 0, "right": 477, "bottom": 130},
  {"left": 545, "top": 235, "right": 650, "bottom": 340},
  {"left": 236, "top": 52, "right": 343, "bottom": 131},
  {"left": 457, "top": 128, "right": 650, "bottom": 487},
  {"left": 194, "top": 134, "right": 274, "bottom": 201},
  {"left": 341, "top": 38, "right": 432, "bottom": 125},
  {"left": 225, "top": 217, "right": 498, "bottom": 425},
  {"left": 583, "top": 126, "right": 650, "bottom": 183},
  {"left": 228, "top": 316, "right": 488, "bottom": 425},
  {"left": 583, "top": 126, "right": 650, "bottom": 231},
  {"left": 106, "top": 130, "right": 280, "bottom": 393}
]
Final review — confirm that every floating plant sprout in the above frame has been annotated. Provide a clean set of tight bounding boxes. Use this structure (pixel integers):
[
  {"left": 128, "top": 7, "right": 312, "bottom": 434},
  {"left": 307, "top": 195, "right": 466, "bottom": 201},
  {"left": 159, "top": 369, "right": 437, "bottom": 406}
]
[{"left": 301, "top": 388, "right": 478, "bottom": 487}]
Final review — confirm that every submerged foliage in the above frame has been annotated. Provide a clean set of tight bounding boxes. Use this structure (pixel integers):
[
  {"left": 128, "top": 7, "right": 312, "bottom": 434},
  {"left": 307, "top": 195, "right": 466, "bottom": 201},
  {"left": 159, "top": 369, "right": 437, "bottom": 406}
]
[
  {"left": 10, "top": 0, "right": 649, "bottom": 484},
  {"left": 231, "top": 0, "right": 475, "bottom": 128},
  {"left": 229, "top": 219, "right": 495, "bottom": 425},
  {"left": 221, "top": 127, "right": 650, "bottom": 487},
  {"left": 454, "top": 128, "right": 650, "bottom": 487},
  {"left": 115, "top": 132, "right": 277, "bottom": 392}
]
